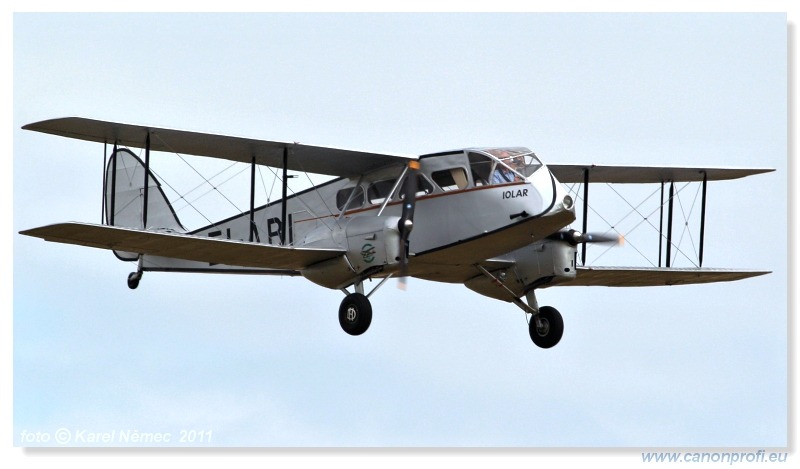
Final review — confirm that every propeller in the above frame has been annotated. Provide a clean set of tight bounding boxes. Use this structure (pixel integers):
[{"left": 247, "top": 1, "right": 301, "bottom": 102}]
[
  {"left": 397, "top": 161, "right": 420, "bottom": 290},
  {"left": 548, "top": 229, "right": 624, "bottom": 246}
]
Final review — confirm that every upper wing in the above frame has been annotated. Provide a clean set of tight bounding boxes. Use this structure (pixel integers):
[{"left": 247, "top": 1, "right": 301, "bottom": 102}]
[
  {"left": 20, "top": 222, "right": 344, "bottom": 270},
  {"left": 22, "top": 117, "right": 412, "bottom": 177},
  {"left": 547, "top": 163, "right": 774, "bottom": 184},
  {"left": 547, "top": 266, "right": 770, "bottom": 288}
]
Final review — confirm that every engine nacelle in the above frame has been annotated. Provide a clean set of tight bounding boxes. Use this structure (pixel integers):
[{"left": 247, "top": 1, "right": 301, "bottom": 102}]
[
  {"left": 464, "top": 239, "right": 577, "bottom": 302},
  {"left": 343, "top": 215, "right": 402, "bottom": 274},
  {"left": 514, "top": 239, "right": 577, "bottom": 286},
  {"left": 301, "top": 215, "right": 401, "bottom": 289}
]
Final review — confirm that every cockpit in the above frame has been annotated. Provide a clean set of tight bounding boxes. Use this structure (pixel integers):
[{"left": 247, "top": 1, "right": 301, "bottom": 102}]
[
  {"left": 467, "top": 147, "right": 543, "bottom": 186},
  {"left": 421, "top": 147, "right": 543, "bottom": 192}
]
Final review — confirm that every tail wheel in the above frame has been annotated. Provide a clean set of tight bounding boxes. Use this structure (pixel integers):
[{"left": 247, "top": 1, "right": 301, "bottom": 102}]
[
  {"left": 529, "top": 306, "right": 563, "bottom": 349},
  {"left": 339, "top": 293, "right": 372, "bottom": 336},
  {"left": 127, "top": 272, "right": 141, "bottom": 290}
]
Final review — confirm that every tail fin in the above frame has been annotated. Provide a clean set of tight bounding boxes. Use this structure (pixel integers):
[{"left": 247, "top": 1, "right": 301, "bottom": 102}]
[{"left": 105, "top": 148, "right": 185, "bottom": 260}]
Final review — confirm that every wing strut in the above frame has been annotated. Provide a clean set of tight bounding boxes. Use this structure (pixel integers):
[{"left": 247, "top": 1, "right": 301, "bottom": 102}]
[
  {"left": 666, "top": 181, "right": 675, "bottom": 267},
  {"left": 142, "top": 132, "right": 151, "bottom": 229},
  {"left": 581, "top": 168, "right": 589, "bottom": 265},
  {"left": 249, "top": 154, "right": 258, "bottom": 242},
  {"left": 281, "top": 146, "right": 289, "bottom": 245},
  {"left": 699, "top": 172, "right": 707, "bottom": 267},
  {"left": 658, "top": 181, "right": 664, "bottom": 267},
  {"left": 101, "top": 142, "right": 107, "bottom": 224},
  {"left": 109, "top": 141, "right": 118, "bottom": 226}
]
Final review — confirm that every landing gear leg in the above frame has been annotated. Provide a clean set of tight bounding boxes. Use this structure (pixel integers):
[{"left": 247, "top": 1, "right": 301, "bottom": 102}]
[
  {"left": 526, "top": 290, "right": 563, "bottom": 349},
  {"left": 338, "top": 281, "right": 372, "bottom": 336},
  {"left": 127, "top": 256, "right": 144, "bottom": 290},
  {"left": 474, "top": 265, "right": 565, "bottom": 349}
]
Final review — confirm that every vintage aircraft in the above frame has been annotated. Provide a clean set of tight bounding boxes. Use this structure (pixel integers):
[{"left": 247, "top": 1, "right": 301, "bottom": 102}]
[{"left": 19, "top": 117, "right": 773, "bottom": 348}]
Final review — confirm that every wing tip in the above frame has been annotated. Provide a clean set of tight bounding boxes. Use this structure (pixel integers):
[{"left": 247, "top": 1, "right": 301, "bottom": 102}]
[{"left": 22, "top": 116, "right": 85, "bottom": 132}]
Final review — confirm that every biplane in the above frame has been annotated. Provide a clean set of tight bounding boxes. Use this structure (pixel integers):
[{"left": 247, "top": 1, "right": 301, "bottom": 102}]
[{"left": 19, "top": 117, "right": 773, "bottom": 348}]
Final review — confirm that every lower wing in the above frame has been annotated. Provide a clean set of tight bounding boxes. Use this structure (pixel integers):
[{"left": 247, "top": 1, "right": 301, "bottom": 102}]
[
  {"left": 19, "top": 222, "right": 344, "bottom": 270},
  {"left": 548, "top": 266, "right": 770, "bottom": 288}
]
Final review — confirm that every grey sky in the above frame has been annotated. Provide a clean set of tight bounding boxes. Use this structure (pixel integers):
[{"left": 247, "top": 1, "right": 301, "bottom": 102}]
[{"left": 11, "top": 12, "right": 787, "bottom": 452}]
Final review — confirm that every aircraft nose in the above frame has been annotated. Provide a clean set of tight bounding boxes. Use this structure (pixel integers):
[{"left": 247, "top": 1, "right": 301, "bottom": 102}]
[{"left": 540, "top": 170, "right": 577, "bottom": 224}]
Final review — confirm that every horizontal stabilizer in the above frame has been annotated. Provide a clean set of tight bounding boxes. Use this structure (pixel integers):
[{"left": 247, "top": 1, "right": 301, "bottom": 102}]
[
  {"left": 551, "top": 266, "right": 770, "bottom": 287},
  {"left": 20, "top": 222, "right": 344, "bottom": 270},
  {"left": 548, "top": 164, "right": 773, "bottom": 184}
]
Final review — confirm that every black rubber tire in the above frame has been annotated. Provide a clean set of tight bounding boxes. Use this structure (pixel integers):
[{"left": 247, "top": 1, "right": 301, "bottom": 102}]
[
  {"left": 529, "top": 306, "right": 563, "bottom": 349},
  {"left": 338, "top": 293, "right": 372, "bottom": 336},
  {"left": 127, "top": 272, "right": 140, "bottom": 290}
]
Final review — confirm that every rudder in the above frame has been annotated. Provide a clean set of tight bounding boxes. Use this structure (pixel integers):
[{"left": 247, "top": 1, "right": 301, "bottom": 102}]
[{"left": 104, "top": 148, "right": 185, "bottom": 260}]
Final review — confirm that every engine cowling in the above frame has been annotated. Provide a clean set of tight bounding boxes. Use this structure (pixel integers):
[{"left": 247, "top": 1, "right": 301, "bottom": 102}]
[
  {"left": 301, "top": 215, "right": 401, "bottom": 289},
  {"left": 343, "top": 215, "right": 402, "bottom": 274}
]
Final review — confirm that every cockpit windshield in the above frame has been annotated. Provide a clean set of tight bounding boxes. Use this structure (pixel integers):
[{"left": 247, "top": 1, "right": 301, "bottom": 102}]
[{"left": 468, "top": 147, "right": 542, "bottom": 186}]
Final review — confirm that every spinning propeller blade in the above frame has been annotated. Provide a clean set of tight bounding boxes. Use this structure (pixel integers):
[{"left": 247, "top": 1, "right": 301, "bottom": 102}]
[
  {"left": 576, "top": 232, "right": 625, "bottom": 245},
  {"left": 548, "top": 229, "right": 625, "bottom": 246}
]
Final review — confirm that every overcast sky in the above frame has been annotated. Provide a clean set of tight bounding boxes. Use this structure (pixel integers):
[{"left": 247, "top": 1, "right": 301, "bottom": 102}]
[{"left": 10, "top": 10, "right": 788, "bottom": 458}]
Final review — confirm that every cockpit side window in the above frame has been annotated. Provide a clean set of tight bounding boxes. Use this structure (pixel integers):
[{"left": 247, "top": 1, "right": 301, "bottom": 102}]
[
  {"left": 487, "top": 148, "right": 542, "bottom": 179},
  {"left": 336, "top": 185, "right": 364, "bottom": 211},
  {"left": 431, "top": 167, "right": 469, "bottom": 191}
]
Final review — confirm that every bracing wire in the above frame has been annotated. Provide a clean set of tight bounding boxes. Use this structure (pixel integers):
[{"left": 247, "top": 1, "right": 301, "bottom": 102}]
[
  {"left": 144, "top": 164, "right": 216, "bottom": 226},
  {"left": 573, "top": 180, "right": 702, "bottom": 267},
  {"left": 172, "top": 160, "right": 240, "bottom": 210},
  {"left": 178, "top": 164, "right": 249, "bottom": 211},
  {"left": 673, "top": 183, "right": 702, "bottom": 264},
  {"left": 261, "top": 165, "right": 333, "bottom": 232},
  {"left": 294, "top": 155, "right": 341, "bottom": 231},
  {"left": 147, "top": 133, "right": 250, "bottom": 228},
  {"left": 170, "top": 152, "right": 243, "bottom": 214}
]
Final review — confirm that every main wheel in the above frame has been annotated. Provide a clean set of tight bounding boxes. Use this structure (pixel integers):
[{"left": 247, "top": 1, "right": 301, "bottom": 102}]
[
  {"left": 339, "top": 293, "right": 372, "bottom": 336},
  {"left": 529, "top": 306, "right": 563, "bottom": 349}
]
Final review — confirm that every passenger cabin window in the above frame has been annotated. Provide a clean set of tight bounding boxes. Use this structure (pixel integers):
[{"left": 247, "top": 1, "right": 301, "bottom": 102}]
[
  {"left": 399, "top": 174, "right": 435, "bottom": 198},
  {"left": 336, "top": 186, "right": 364, "bottom": 211},
  {"left": 431, "top": 168, "right": 469, "bottom": 192},
  {"left": 367, "top": 179, "right": 397, "bottom": 204},
  {"left": 468, "top": 152, "right": 493, "bottom": 186}
]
